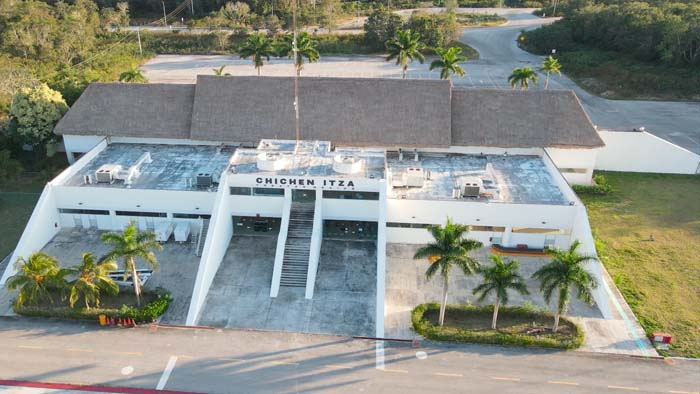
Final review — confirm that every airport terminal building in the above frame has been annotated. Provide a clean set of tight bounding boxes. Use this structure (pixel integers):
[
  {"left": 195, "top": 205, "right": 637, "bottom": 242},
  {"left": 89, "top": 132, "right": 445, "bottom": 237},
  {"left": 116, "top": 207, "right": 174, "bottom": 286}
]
[{"left": 0, "top": 76, "right": 609, "bottom": 336}]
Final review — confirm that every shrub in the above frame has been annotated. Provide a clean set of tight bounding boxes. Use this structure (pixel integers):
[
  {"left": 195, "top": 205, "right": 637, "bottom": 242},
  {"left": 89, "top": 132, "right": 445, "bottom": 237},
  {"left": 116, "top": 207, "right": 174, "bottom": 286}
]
[
  {"left": 9, "top": 84, "right": 68, "bottom": 146},
  {"left": 412, "top": 303, "right": 584, "bottom": 349},
  {"left": 363, "top": 7, "right": 403, "bottom": 50},
  {"left": 14, "top": 288, "right": 172, "bottom": 323},
  {"left": 573, "top": 174, "right": 612, "bottom": 195},
  {"left": 406, "top": 11, "right": 460, "bottom": 49}
]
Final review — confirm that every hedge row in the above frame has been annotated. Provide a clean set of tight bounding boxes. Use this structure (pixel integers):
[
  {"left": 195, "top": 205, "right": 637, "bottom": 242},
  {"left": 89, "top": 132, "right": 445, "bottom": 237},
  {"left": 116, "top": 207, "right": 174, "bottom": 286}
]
[
  {"left": 14, "top": 290, "right": 172, "bottom": 324},
  {"left": 412, "top": 303, "right": 584, "bottom": 349},
  {"left": 572, "top": 174, "right": 612, "bottom": 195}
]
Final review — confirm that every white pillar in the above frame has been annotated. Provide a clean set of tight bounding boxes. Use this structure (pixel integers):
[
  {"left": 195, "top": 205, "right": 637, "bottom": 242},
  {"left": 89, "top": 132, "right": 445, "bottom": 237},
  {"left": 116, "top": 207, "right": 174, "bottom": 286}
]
[{"left": 501, "top": 226, "right": 512, "bottom": 247}]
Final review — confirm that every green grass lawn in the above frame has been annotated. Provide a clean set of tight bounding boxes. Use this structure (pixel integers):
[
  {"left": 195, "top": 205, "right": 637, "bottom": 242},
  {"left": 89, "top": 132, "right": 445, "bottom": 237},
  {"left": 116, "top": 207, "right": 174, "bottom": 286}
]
[
  {"left": 0, "top": 192, "right": 41, "bottom": 259},
  {"left": 579, "top": 172, "right": 700, "bottom": 357}
]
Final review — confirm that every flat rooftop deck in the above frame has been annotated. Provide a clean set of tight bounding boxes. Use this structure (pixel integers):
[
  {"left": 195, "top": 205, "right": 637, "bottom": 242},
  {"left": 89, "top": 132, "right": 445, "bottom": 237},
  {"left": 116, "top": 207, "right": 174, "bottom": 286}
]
[
  {"left": 387, "top": 153, "right": 569, "bottom": 205},
  {"left": 229, "top": 139, "right": 386, "bottom": 180},
  {"left": 63, "top": 143, "right": 235, "bottom": 191}
]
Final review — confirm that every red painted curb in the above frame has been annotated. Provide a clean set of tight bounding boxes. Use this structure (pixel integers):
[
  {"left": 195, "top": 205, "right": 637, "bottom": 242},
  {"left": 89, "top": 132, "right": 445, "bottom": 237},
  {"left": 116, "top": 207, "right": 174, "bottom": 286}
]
[{"left": 0, "top": 380, "right": 203, "bottom": 394}]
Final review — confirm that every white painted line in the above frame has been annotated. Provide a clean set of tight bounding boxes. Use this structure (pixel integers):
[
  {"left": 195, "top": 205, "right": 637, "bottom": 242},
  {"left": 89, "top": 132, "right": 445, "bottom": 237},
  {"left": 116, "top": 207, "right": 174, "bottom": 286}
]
[
  {"left": 375, "top": 341, "right": 385, "bottom": 370},
  {"left": 608, "top": 385, "right": 640, "bottom": 391},
  {"left": 156, "top": 356, "right": 178, "bottom": 391}
]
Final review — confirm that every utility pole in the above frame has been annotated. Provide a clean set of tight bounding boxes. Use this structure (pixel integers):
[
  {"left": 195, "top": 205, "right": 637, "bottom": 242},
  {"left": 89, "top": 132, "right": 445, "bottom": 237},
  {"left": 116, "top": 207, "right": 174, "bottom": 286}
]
[
  {"left": 293, "top": 0, "right": 300, "bottom": 149},
  {"left": 190, "top": 0, "right": 194, "bottom": 16},
  {"left": 162, "top": 0, "right": 167, "bottom": 27},
  {"left": 137, "top": 28, "right": 143, "bottom": 56}
]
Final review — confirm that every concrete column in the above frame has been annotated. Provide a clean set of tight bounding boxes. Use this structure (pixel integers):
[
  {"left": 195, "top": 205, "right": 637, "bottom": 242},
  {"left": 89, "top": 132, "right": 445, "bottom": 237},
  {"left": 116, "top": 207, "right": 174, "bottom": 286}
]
[
  {"left": 66, "top": 151, "right": 76, "bottom": 165},
  {"left": 502, "top": 227, "right": 512, "bottom": 247}
]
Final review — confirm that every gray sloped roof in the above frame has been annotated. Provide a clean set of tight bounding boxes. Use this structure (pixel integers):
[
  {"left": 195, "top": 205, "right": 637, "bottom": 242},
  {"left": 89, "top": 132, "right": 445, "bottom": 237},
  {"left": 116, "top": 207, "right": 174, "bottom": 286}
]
[
  {"left": 54, "top": 83, "right": 194, "bottom": 139},
  {"left": 54, "top": 77, "right": 603, "bottom": 149},
  {"left": 190, "top": 75, "right": 452, "bottom": 147},
  {"left": 451, "top": 89, "right": 603, "bottom": 148}
]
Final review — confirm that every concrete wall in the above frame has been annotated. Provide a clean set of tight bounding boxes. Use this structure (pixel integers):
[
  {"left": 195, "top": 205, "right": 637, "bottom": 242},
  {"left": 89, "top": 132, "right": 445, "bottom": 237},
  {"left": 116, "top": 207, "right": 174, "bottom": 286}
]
[
  {"left": 322, "top": 199, "right": 379, "bottom": 221},
  {"left": 269, "top": 190, "right": 292, "bottom": 298},
  {"left": 186, "top": 175, "right": 233, "bottom": 325},
  {"left": 596, "top": 131, "right": 700, "bottom": 174},
  {"left": 545, "top": 147, "right": 598, "bottom": 185},
  {"left": 305, "top": 189, "right": 324, "bottom": 299},
  {"left": 229, "top": 195, "right": 285, "bottom": 217}
]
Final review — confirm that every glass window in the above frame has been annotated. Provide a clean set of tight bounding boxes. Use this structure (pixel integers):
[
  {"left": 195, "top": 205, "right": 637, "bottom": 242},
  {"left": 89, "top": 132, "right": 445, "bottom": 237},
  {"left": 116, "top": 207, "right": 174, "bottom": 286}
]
[
  {"left": 512, "top": 228, "right": 571, "bottom": 235},
  {"left": 173, "top": 213, "right": 211, "bottom": 219},
  {"left": 59, "top": 208, "right": 109, "bottom": 215},
  {"left": 253, "top": 188, "right": 284, "bottom": 196},
  {"left": 115, "top": 210, "right": 167, "bottom": 218},
  {"left": 323, "top": 191, "right": 379, "bottom": 200},
  {"left": 387, "top": 222, "right": 430, "bottom": 229},
  {"left": 471, "top": 226, "right": 506, "bottom": 232},
  {"left": 229, "top": 187, "right": 252, "bottom": 196}
]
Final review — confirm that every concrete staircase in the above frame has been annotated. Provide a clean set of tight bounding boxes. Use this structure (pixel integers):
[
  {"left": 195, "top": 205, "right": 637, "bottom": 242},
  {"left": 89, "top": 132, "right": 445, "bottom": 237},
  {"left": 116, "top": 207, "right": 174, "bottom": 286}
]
[
  {"left": 280, "top": 203, "right": 314, "bottom": 287},
  {"left": 195, "top": 218, "right": 210, "bottom": 257}
]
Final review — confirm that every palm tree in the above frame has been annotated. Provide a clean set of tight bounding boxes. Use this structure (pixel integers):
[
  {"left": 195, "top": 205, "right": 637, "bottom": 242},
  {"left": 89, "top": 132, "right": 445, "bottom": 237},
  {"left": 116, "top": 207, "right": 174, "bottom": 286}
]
[
  {"left": 385, "top": 29, "right": 426, "bottom": 79},
  {"left": 429, "top": 47, "right": 467, "bottom": 80},
  {"left": 413, "top": 218, "right": 483, "bottom": 326},
  {"left": 540, "top": 55, "right": 561, "bottom": 89},
  {"left": 508, "top": 66, "right": 538, "bottom": 90},
  {"left": 276, "top": 32, "right": 320, "bottom": 76},
  {"left": 532, "top": 240, "right": 599, "bottom": 332},
  {"left": 473, "top": 255, "right": 530, "bottom": 329},
  {"left": 101, "top": 222, "right": 162, "bottom": 306},
  {"left": 119, "top": 67, "right": 148, "bottom": 83},
  {"left": 5, "top": 252, "right": 66, "bottom": 306},
  {"left": 66, "top": 253, "right": 119, "bottom": 309},
  {"left": 238, "top": 33, "right": 276, "bottom": 76},
  {"left": 212, "top": 65, "right": 231, "bottom": 76}
]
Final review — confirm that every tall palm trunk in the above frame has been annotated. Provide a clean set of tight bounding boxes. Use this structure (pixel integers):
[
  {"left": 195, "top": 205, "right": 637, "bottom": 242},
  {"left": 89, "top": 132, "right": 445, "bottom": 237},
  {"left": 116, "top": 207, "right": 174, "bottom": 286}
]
[
  {"left": 402, "top": 63, "right": 407, "bottom": 79},
  {"left": 492, "top": 297, "right": 500, "bottom": 329},
  {"left": 553, "top": 312, "right": 560, "bottom": 332},
  {"left": 439, "top": 275, "right": 449, "bottom": 326},
  {"left": 544, "top": 71, "right": 550, "bottom": 89},
  {"left": 257, "top": 67, "right": 261, "bottom": 76},
  {"left": 129, "top": 257, "right": 141, "bottom": 307}
]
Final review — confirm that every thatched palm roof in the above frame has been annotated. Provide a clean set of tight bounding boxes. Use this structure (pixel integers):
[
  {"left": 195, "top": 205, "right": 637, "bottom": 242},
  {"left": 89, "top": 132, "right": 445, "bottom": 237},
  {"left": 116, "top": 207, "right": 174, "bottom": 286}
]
[{"left": 55, "top": 76, "right": 603, "bottom": 149}]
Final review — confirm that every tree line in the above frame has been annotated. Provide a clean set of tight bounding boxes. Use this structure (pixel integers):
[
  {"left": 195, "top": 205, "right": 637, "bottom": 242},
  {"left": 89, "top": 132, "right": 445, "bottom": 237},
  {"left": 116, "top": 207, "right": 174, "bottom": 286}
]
[{"left": 526, "top": 0, "right": 700, "bottom": 66}]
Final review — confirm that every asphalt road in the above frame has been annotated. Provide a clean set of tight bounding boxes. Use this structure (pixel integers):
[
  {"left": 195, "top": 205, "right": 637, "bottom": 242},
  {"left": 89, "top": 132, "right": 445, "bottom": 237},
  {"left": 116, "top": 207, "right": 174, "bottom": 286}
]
[
  {"left": 0, "top": 318, "right": 698, "bottom": 394},
  {"left": 460, "top": 11, "right": 700, "bottom": 154}
]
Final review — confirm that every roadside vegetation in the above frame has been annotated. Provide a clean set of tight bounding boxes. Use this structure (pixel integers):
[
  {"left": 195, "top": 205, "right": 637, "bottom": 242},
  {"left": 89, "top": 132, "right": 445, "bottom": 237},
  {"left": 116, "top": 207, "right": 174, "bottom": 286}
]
[
  {"left": 578, "top": 172, "right": 700, "bottom": 358},
  {"left": 455, "top": 13, "right": 506, "bottom": 27},
  {"left": 5, "top": 223, "right": 172, "bottom": 323},
  {"left": 411, "top": 218, "right": 595, "bottom": 349},
  {"left": 413, "top": 303, "right": 584, "bottom": 348},
  {"left": 521, "top": 0, "right": 700, "bottom": 100}
]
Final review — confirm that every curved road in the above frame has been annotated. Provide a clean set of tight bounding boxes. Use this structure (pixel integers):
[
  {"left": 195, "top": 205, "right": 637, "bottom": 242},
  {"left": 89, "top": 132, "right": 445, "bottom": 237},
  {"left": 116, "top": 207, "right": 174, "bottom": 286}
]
[{"left": 461, "top": 10, "right": 700, "bottom": 153}]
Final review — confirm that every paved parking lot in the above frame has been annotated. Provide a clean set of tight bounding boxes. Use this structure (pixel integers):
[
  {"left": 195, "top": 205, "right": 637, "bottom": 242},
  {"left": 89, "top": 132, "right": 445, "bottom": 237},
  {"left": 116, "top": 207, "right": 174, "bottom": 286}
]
[
  {"left": 38, "top": 229, "right": 200, "bottom": 325},
  {"left": 384, "top": 243, "right": 655, "bottom": 356},
  {"left": 199, "top": 236, "right": 376, "bottom": 336}
]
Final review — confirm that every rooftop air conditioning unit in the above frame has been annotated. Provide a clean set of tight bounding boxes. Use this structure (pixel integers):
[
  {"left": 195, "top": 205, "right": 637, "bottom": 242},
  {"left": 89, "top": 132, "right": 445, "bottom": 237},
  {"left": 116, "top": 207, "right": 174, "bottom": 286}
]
[
  {"left": 95, "top": 164, "right": 122, "bottom": 184},
  {"left": 333, "top": 154, "right": 363, "bottom": 174},
  {"left": 196, "top": 172, "right": 213, "bottom": 187},
  {"left": 391, "top": 171, "right": 407, "bottom": 188},
  {"left": 461, "top": 177, "right": 483, "bottom": 198},
  {"left": 406, "top": 167, "right": 424, "bottom": 187}
]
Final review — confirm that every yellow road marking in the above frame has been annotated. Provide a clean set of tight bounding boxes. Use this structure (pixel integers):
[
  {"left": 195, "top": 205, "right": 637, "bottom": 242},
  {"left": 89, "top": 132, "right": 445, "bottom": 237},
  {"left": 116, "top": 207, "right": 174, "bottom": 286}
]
[
  {"left": 608, "top": 386, "right": 640, "bottom": 391},
  {"left": 491, "top": 376, "right": 520, "bottom": 382},
  {"left": 65, "top": 348, "right": 93, "bottom": 353},
  {"left": 269, "top": 360, "right": 298, "bottom": 366},
  {"left": 382, "top": 369, "right": 409, "bottom": 374},
  {"left": 116, "top": 351, "right": 142, "bottom": 356},
  {"left": 669, "top": 391, "right": 700, "bottom": 394},
  {"left": 325, "top": 364, "right": 352, "bottom": 369},
  {"left": 433, "top": 372, "right": 463, "bottom": 378},
  {"left": 549, "top": 381, "right": 579, "bottom": 386},
  {"left": 17, "top": 345, "right": 43, "bottom": 350}
]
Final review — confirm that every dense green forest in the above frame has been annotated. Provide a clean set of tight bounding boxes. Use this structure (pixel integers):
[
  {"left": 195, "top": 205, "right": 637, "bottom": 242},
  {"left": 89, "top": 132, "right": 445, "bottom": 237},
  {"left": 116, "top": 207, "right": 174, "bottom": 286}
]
[{"left": 521, "top": 0, "right": 699, "bottom": 99}]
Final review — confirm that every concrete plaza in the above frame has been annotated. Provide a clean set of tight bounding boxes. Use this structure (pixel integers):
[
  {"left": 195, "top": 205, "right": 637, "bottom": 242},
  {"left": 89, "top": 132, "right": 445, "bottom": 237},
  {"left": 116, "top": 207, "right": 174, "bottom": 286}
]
[{"left": 198, "top": 236, "right": 376, "bottom": 337}]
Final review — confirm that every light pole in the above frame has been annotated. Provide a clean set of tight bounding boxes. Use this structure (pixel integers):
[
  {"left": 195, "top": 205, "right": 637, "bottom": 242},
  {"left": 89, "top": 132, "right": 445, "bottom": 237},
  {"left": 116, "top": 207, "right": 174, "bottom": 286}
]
[{"left": 162, "top": 0, "right": 167, "bottom": 27}]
